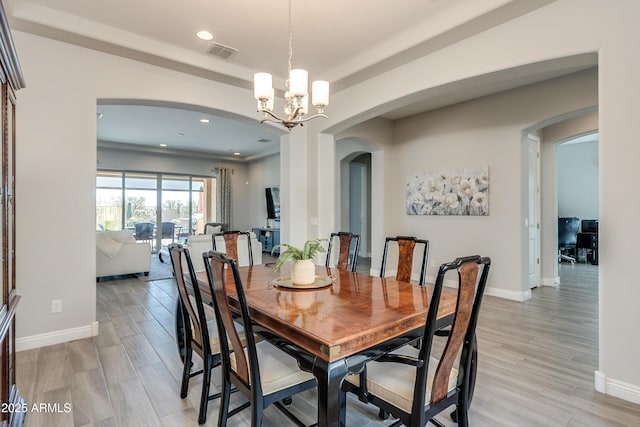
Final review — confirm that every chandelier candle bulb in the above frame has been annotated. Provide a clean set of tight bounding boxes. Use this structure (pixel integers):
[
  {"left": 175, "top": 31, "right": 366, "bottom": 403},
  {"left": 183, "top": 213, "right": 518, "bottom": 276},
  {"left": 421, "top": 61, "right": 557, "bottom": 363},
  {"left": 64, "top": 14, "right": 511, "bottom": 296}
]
[
  {"left": 289, "top": 69, "right": 308, "bottom": 97},
  {"left": 265, "top": 89, "right": 274, "bottom": 111},
  {"left": 257, "top": 88, "right": 275, "bottom": 111},
  {"left": 312, "top": 80, "right": 329, "bottom": 107},
  {"left": 254, "top": 73, "right": 273, "bottom": 100}
]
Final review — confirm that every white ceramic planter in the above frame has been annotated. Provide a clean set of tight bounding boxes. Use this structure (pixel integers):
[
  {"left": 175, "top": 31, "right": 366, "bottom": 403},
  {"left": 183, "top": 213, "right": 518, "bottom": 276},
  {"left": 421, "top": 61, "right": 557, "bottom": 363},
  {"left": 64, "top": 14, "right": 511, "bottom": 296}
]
[{"left": 291, "top": 259, "right": 316, "bottom": 285}]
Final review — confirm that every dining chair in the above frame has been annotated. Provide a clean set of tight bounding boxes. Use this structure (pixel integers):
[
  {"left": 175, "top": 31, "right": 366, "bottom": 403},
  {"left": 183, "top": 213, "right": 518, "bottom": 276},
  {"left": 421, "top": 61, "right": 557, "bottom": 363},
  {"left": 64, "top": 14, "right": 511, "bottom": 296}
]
[
  {"left": 168, "top": 243, "right": 224, "bottom": 425},
  {"left": 134, "top": 222, "right": 155, "bottom": 249},
  {"left": 325, "top": 232, "right": 361, "bottom": 272},
  {"left": 202, "top": 250, "right": 317, "bottom": 427},
  {"left": 380, "top": 236, "right": 429, "bottom": 285},
  {"left": 343, "top": 255, "right": 491, "bottom": 427},
  {"left": 160, "top": 221, "right": 176, "bottom": 243},
  {"left": 212, "top": 230, "right": 254, "bottom": 266}
]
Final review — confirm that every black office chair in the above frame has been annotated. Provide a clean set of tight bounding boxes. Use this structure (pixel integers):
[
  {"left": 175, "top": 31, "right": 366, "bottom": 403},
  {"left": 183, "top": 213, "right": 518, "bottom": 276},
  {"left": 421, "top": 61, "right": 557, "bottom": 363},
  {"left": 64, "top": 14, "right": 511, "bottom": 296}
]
[
  {"left": 558, "top": 217, "right": 580, "bottom": 264},
  {"left": 325, "top": 232, "right": 361, "bottom": 272}
]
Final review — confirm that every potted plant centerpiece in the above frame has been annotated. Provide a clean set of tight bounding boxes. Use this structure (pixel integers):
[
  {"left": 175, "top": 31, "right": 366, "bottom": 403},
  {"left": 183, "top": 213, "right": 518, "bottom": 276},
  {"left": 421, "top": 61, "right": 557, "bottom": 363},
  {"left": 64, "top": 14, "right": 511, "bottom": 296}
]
[{"left": 272, "top": 239, "right": 326, "bottom": 285}]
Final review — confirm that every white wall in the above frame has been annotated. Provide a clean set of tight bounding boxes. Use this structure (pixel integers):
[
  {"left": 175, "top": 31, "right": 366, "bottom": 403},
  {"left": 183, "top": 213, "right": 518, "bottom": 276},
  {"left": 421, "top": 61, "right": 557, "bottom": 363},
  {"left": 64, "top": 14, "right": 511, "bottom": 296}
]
[
  {"left": 390, "top": 69, "right": 596, "bottom": 300},
  {"left": 247, "top": 153, "right": 280, "bottom": 229},
  {"left": 304, "top": 0, "right": 640, "bottom": 400},
  {"left": 14, "top": 31, "right": 259, "bottom": 344},
  {"left": 557, "top": 140, "right": 599, "bottom": 220},
  {"left": 12, "top": 0, "right": 640, "bottom": 404}
]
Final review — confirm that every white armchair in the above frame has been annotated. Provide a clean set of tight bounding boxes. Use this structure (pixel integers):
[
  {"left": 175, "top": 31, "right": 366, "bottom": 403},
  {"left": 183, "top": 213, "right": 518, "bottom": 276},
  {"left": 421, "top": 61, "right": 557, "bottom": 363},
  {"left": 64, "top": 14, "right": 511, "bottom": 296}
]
[
  {"left": 186, "top": 232, "right": 262, "bottom": 271},
  {"left": 96, "top": 230, "right": 151, "bottom": 280}
]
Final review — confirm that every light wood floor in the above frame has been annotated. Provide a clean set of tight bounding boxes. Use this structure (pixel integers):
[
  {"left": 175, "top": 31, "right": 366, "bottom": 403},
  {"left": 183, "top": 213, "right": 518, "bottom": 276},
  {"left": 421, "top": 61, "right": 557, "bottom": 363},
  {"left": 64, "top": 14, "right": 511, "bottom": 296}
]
[{"left": 16, "top": 262, "right": 640, "bottom": 426}]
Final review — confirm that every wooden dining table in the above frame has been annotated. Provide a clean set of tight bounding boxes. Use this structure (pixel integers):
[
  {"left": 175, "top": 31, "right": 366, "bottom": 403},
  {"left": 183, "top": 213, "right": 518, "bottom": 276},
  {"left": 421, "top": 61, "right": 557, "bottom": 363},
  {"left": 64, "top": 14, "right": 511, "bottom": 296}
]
[{"left": 180, "top": 263, "right": 459, "bottom": 427}]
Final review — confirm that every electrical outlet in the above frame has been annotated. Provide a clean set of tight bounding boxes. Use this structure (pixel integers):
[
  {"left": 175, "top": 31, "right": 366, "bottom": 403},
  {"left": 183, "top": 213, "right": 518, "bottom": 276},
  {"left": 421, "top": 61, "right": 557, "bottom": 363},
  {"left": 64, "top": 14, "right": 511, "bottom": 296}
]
[{"left": 51, "top": 299, "right": 62, "bottom": 313}]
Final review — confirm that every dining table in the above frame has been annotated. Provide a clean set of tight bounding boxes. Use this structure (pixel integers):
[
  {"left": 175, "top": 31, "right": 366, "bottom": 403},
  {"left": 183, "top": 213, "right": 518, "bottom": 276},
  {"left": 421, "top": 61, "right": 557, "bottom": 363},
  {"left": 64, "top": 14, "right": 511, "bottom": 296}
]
[{"left": 177, "top": 263, "right": 461, "bottom": 427}]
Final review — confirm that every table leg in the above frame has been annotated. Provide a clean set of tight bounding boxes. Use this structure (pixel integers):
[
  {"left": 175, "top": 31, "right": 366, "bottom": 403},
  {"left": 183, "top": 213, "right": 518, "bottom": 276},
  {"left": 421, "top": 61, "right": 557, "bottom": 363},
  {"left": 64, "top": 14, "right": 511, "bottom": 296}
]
[{"left": 313, "top": 359, "right": 348, "bottom": 427}]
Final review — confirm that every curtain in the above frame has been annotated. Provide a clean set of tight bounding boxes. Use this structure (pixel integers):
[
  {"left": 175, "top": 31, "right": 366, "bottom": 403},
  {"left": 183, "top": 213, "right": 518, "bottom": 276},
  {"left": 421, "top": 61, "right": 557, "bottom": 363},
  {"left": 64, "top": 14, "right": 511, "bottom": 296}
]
[{"left": 216, "top": 167, "right": 233, "bottom": 229}]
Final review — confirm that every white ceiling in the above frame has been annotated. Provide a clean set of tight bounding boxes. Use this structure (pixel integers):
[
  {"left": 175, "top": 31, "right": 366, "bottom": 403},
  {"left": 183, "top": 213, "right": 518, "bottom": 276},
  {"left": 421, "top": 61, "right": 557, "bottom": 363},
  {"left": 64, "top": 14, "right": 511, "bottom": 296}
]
[{"left": 5, "top": 0, "right": 595, "bottom": 160}]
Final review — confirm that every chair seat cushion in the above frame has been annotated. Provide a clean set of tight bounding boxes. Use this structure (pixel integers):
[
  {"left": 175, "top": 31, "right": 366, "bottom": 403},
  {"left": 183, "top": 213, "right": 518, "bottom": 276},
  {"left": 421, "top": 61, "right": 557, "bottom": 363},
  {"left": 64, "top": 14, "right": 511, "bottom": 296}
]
[
  {"left": 186, "top": 296, "right": 247, "bottom": 354},
  {"left": 231, "top": 340, "right": 315, "bottom": 395},
  {"left": 188, "top": 295, "right": 217, "bottom": 320},
  {"left": 345, "top": 345, "right": 458, "bottom": 413}
]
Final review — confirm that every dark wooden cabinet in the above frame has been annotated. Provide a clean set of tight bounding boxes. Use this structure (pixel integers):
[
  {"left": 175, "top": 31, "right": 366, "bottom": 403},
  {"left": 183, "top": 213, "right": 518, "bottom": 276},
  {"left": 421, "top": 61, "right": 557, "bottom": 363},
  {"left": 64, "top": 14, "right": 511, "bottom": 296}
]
[{"left": 0, "top": 1, "right": 25, "bottom": 425}]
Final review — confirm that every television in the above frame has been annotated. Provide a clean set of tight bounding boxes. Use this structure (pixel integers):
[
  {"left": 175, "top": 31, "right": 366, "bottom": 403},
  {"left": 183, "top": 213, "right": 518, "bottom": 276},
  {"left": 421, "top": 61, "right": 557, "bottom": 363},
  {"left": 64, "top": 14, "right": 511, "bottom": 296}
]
[
  {"left": 265, "top": 187, "right": 280, "bottom": 219},
  {"left": 582, "top": 219, "right": 598, "bottom": 233}
]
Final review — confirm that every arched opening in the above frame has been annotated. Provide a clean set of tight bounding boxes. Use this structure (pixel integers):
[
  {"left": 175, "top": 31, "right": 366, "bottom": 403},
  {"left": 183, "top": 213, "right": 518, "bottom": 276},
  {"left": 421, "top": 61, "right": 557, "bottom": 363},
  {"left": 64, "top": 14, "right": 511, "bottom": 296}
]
[{"left": 335, "top": 137, "right": 381, "bottom": 273}]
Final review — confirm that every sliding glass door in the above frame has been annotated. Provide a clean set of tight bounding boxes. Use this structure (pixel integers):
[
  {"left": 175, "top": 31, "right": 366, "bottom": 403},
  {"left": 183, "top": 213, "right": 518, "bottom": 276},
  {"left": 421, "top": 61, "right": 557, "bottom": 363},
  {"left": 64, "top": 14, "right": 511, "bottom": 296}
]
[
  {"left": 96, "top": 171, "right": 217, "bottom": 252},
  {"left": 124, "top": 173, "right": 157, "bottom": 227},
  {"left": 96, "top": 171, "right": 124, "bottom": 231},
  {"left": 161, "top": 175, "right": 191, "bottom": 246},
  {"left": 192, "top": 177, "right": 216, "bottom": 234}
]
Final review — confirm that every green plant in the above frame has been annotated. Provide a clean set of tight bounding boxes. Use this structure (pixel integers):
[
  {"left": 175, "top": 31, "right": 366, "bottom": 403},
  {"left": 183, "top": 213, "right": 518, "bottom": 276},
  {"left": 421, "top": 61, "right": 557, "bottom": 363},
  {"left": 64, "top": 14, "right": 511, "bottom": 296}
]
[{"left": 272, "top": 238, "right": 327, "bottom": 271}]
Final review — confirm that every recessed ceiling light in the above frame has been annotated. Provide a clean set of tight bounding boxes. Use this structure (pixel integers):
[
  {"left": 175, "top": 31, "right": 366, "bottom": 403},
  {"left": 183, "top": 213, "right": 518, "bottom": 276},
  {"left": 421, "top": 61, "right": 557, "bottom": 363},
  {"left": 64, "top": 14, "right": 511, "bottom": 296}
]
[
  {"left": 233, "top": 152, "right": 241, "bottom": 156},
  {"left": 200, "top": 118, "right": 210, "bottom": 123},
  {"left": 177, "top": 133, "right": 184, "bottom": 136},
  {"left": 97, "top": 113, "right": 103, "bottom": 119},
  {"left": 160, "top": 144, "right": 167, "bottom": 147},
  {"left": 196, "top": 31, "right": 213, "bottom": 41}
]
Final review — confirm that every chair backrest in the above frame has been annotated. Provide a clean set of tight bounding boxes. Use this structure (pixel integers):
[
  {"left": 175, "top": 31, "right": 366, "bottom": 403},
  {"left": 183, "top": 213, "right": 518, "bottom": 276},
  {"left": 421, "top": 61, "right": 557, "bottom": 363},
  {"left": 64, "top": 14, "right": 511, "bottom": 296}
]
[
  {"left": 325, "top": 232, "right": 361, "bottom": 272},
  {"left": 415, "top": 255, "right": 491, "bottom": 413},
  {"left": 168, "top": 243, "right": 211, "bottom": 354},
  {"left": 134, "top": 222, "right": 154, "bottom": 240},
  {"left": 160, "top": 221, "right": 175, "bottom": 239},
  {"left": 559, "top": 217, "right": 580, "bottom": 247},
  {"left": 212, "top": 231, "right": 253, "bottom": 266},
  {"left": 380, "top": 236, "right": 429, "bottom": 285},
  {"left": 203, "top": 250, "right": 263, "bottom": 395}
]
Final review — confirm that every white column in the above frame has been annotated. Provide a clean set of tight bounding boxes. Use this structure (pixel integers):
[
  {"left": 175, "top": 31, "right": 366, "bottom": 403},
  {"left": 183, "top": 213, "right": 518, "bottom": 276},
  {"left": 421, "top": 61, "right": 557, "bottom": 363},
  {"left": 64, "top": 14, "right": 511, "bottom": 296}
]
[{"left": 279, "top": 130, "right": 308, "bottom": 247}]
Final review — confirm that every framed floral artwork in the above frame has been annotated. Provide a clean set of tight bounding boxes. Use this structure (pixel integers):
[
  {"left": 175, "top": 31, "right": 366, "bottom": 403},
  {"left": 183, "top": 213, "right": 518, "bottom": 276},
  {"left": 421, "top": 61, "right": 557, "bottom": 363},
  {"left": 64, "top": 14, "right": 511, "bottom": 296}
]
[{"left": 406, "top": 166, "right": 489, "bottom": 216}]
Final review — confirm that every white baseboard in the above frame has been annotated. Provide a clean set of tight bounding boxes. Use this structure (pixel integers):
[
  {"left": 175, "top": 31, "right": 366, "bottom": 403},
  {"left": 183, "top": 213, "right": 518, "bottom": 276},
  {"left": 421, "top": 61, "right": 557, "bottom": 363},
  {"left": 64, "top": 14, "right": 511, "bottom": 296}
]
[
  {"left": 595, "top": 371, "right": 640, "bottom": 405},
  {"left": 16, "top": 321, "right": 100, "bottom": 352},
  {"left": 383, "top": 273, "right": 532, "bottom": 302},
  {"left": 541, "top": 276, "right": 560, "bottom": 287},
  {"left": 485, "top": 286, "right": 532, "bottom": 301}
]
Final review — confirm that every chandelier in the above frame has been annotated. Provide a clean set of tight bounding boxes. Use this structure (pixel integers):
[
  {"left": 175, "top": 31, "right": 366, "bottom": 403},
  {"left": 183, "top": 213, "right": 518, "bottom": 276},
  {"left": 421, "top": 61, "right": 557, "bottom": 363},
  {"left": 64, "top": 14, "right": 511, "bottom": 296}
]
[{"left": 253, "top": 0, "right": 329, "bottom": 130}]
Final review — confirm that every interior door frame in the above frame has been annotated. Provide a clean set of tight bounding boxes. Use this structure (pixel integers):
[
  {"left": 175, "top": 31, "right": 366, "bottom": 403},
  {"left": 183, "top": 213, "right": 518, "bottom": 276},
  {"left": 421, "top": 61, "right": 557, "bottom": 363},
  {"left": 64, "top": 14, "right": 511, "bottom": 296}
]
[{"left": 526, "top": 133, "right": 541, "bottom": 288}]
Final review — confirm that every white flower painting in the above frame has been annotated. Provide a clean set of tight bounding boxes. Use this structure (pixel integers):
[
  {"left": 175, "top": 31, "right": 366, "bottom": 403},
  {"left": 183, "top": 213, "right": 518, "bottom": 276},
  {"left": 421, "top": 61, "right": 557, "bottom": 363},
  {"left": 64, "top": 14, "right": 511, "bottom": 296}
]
[{"left": 406, "top": 166, "right": 489, "bottom": 216}]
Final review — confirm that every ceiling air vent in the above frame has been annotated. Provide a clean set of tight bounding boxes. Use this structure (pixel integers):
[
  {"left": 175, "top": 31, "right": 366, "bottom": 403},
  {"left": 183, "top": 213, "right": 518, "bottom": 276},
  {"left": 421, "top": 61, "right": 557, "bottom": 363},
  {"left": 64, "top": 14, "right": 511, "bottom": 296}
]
[
  {"left": 206, "top": 42, "right": 239, "bottom": 60},
  {"left": 257, "top": 138, "right": 271, "bottom": 143}
]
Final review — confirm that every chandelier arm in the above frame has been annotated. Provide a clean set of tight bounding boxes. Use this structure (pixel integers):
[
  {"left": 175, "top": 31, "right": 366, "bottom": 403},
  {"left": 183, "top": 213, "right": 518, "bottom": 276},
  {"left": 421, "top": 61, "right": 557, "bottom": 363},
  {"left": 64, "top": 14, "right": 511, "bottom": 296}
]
[
  {"left": 295, "top": 113, "right": 329, "bottom": 123},
  {"left": 258, "top": 108, "right": 328, "bottom": 124},
  {"left": 258, "top": 108, "right": 288, "bottom": 123}
]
